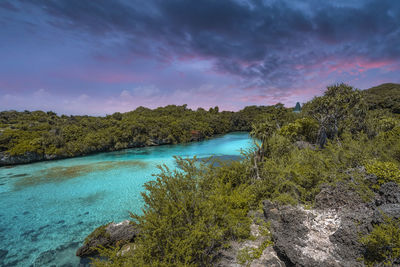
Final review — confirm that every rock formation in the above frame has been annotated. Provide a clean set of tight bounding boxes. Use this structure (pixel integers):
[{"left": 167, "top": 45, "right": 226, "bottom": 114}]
[{"left": 76, "top": 220, "right": 139, "bottom": 258}]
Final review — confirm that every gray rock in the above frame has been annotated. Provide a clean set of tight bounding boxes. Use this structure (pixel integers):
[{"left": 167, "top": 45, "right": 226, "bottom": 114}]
[
  {"left": 263, "top": 200, "right": 345, "bottom": 266},
  {"left": 294, "top": 141, "right": 315, "bottom": 150},
  {"left": 315, "top": 183, "right": 363, "bottom": 210},
  {"left": 261, "top": 181, "right": 400, "bottom": 267},
  {"left": 76, "top": 220, "right": 140, "bottom": 257},
  {"left": 0, "top": 152, "right": 44, "bottom": 166},
  {"left": 216, "top": 218, "right": 286, "bottom": 267},
  {"left": 376, "top": 182, "right": 400, "bottom": 205},
  {"left": 374, "top": 203, "right": 400, "bottom": 220}
]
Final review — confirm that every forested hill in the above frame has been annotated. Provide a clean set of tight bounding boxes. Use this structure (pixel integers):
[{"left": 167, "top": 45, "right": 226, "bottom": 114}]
[
  {"left": 0, "top": 104, "right": 293, "bottom": 165},
  {"left": 363, "top": 83, "right": 400, "bottom": 113}
]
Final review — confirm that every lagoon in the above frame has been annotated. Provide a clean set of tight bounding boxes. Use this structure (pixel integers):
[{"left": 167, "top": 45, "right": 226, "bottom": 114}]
[{"left": 0, "top": 132, "right": 253, "bottom": 266}]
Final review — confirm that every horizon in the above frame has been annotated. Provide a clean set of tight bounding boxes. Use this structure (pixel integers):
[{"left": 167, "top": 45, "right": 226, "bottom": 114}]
[{"left": 1, "top": 0, "right": 400, "bottom": 115}]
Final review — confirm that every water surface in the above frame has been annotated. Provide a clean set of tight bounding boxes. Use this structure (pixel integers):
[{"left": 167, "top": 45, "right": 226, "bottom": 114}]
[{"left": 0, "top": 132, "right": 252, "bottom": 266}]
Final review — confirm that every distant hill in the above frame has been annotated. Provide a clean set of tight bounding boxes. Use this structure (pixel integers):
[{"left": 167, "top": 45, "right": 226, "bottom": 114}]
[{"left": 363, "top": 83, "right": 400, "bottom": 113}]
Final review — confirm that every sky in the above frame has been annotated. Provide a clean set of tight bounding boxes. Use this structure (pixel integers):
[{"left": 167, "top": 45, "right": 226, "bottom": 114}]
[{"left": 0, "top": 0, "right": 399, "bottom": 115}]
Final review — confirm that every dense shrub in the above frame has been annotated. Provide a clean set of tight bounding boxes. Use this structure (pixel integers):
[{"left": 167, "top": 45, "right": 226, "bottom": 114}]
[
  {"left": 360, "top": 216, "right": 400, "bottom": 266},
  {"left": 92, "top": 157, "right": 253, "bottom": 266},
  {"left": 278, "top": 117, "right": 319, "bottom": 143},
  {"left": 365, "top": 161, "right": 400, "bottom": 188}
]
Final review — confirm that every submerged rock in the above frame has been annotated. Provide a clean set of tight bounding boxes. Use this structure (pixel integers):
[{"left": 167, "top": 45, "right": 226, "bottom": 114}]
[
  {"left": 76, "top": 220, "right": 140, "bottom": 257},
  {"left": 33, "top": 242, "right": 80, "bottom": 267},
  {"left": 0, "top": 249, "right": 8, "bottom": 261}
]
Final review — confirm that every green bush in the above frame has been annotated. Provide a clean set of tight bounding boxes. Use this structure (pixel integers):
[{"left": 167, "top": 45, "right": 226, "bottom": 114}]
[
  {"left": 278, "top": 117, "right": 319, "bottom": 143},
  {"left": 365, "top": 161, "right": 400, "bottom": 187},
  {"left": 93, "top": 157, "right": 252, "bottom": 266},
  {"left": 360, "top": 216, "right": 400, "bottom": 266}
]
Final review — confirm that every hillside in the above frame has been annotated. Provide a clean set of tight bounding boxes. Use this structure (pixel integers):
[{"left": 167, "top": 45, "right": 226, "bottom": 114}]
[{"left": 364, "top": 83, "right": 400, "bottom": 113}]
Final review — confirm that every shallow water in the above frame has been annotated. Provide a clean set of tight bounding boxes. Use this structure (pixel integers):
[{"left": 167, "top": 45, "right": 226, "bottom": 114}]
[{"left": 0, "top": 132, "right": 253, "bottom": 266}]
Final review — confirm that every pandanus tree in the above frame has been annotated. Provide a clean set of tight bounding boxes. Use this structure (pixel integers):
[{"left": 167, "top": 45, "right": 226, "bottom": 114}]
[
  {"left": 250, "top": 121, "right": 276, "bottom": 180},
  {"left": 303, "top": 83, "right": 367, "bottom": 148}
]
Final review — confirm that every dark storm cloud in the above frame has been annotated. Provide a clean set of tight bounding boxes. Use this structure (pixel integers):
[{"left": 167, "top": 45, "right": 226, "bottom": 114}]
[
  {"left": 1, "top": 0, "right": 400, "bottom": 105},
  {"left": 16, "top": 0, "right": 398, "bottom": 89}
]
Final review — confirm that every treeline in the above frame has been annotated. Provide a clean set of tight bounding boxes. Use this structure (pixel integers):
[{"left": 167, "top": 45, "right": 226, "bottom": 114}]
[
  {"left": 90, "top": 83, "right": 400, "bottom": 266},
  {"left": 363, "top": 83, "right": 400, "bottom": 114},
  {"left": 0, "top": 104, "right": 289, "bottom": 163}
]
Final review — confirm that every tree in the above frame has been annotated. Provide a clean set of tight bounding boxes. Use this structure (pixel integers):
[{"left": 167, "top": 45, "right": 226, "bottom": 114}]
[{"left": 303, "top": 83, "right": 367, "bottom": 147}]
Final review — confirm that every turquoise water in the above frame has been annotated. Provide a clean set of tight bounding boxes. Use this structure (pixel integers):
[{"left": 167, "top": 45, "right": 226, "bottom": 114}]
[{"left": 0, "top": 132, "right": 253, "bottom": 266}]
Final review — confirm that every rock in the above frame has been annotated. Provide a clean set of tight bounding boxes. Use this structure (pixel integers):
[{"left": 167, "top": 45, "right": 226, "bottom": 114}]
[
  {"left": 260, "top": 181, "right": 400, "bottom": 266},
  {"left": 117, "top": 243, "right": 135, "bottom": 257},
  {"left": 0, "top": 152, "right": 44, "bottom": 166},
  {"left": 76, "top": 220, "right": 140, "bottom": 257},
  {"left": 294, "top": 141, "right": 315, "bottom": 150},
  {"left": 315, "top": 183, "right": 363, "bottom": 210},
  {"left": 374, "top": 203, "right": 400, "bottom": 220},
  {"left": 376, "top": 182, "right": 400, "bottom": 205},
  {"left": 263, "top": 200, "right": 343, "bottom": 266},
  {"left": 329, "top": 207, "right": 373, "bottom": 265},
  {"left": 33, "top": 242, "right": 80, "bottom": 267},
  {"left": 216, "top": 218, "right": 286, "bottom": 267}
]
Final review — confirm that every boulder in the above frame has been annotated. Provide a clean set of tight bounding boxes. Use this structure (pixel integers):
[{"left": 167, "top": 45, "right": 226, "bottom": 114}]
[
  {"left": 261, "top": 182, "right": 400, "bottom": 266},
  {"left": 263, "top": 200, "right": 343, "bottom": 266},
  {"left": 76, "top": 220, "right": 140, "bottom": 257},
  {"left": 315, "top": 182, "right": 363, "bottom": 210},
  {"left": 376, "top": 182, "right": 400, "bottom": 205}
]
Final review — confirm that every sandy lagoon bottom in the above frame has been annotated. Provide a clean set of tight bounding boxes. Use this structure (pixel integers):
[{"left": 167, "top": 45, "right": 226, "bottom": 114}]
[{"left": 0, "top": 132, "right": 253, "bottom": 266}]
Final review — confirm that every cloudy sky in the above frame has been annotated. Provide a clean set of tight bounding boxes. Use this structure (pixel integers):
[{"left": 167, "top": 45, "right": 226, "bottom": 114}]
[{"left": 1, "top": 0, "right": 399, "bottom": 115}]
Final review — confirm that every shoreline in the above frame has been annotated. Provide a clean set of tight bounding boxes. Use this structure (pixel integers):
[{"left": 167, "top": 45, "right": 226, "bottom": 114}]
[{"left": 0, "top": 131, "right": 249, "bottom": 167}]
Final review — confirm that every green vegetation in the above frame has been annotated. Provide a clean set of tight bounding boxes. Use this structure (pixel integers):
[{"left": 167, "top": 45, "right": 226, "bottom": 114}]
[
  {"left": 236, "top": 221, "right": 273, "bottom": 266},
  {"left": 365, "top": 161, "right": 400, "bottom": 188},
  {"left": 0, "top": 105, "right": 286, "bottom": 162},
  {"left": 360, "top": 216, "right": 400, "bottom": 266},
  {"left": 87, "top": 83, "right": 400, "bottom": 266},
  {"left": 92, "top": 157, "right": 254, "bottom": 266},
  {"left": 88, "top": 83, "right": 400, "bottom": 266},
  {"left": 364, "top": 83, "right": 400, "bottom": 114},
  {"left": 2, "top": 83, "right": 399, "bottom": 265}
]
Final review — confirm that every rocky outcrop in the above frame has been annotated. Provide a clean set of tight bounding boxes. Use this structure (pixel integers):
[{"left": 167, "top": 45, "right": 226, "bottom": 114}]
[
  {"left": 76, "top": 220, "right": 140, "bottom": 258},
  {"left": 263, "top": 200, "right": 343, "bottom": 266},
  {"left": 261, "top": 182, "right": 400, "bottom": 267},
  {"left": 0, "top": 152, "right": 44, "bottom": 166},
  {"left": 217, "top": 215, "right": 286, "bottom": 267}
]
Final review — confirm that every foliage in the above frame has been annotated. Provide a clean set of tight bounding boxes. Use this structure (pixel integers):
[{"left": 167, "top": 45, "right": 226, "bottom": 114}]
[
  {"left": 365, "top": 161, "right": 400, "bottom": 187},
  {"left": 236, "top": 220, "right": 273, "bottom": 266},
  {"left": 363, "top": 83, "right": 400, "bottom": 114},
  {"left": 7, "top": 83, "right": 400, "bottom": 266},
  {"left": 303, "top": 83, "right": 367, "bottom": 147},
  {"left": 278, "top": 117, "right": 319, "bottom": 143},
  {"left": 93, "top": 157, "right": 253, "bottom": 266},
  {"left": 360, "top": 216, "right": 400, "bottom": 266},
  {"left": 0, "top": 105, "right": 277, "bottom": 160}
]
